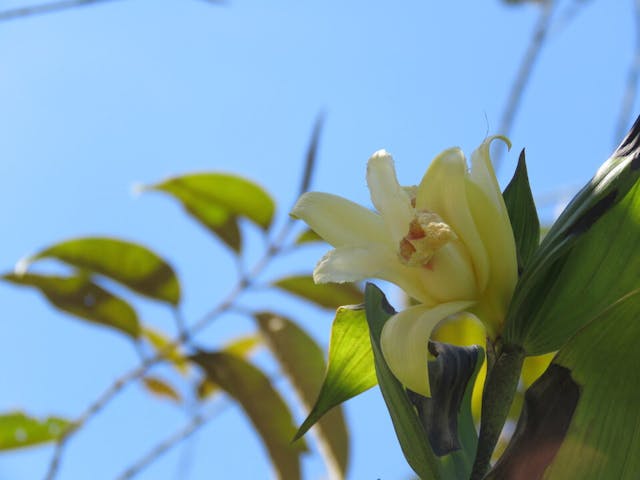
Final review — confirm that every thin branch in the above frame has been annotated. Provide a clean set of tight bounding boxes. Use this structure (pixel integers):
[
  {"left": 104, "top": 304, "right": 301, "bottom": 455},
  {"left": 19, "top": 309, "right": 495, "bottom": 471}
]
[
  {"left": 614, "top": 0, "right": 640, "bottom": 145},
  {"left": 0, "top": 0, "right": 120, "bottom": 22},
  {"left": 495, "top": 1, "right": 556, "bottom": 169}
]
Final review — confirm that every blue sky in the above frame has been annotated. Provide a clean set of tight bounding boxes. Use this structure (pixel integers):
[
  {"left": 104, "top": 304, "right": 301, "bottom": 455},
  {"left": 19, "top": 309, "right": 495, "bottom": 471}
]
[{"left": 0, "top": 0, "right": 635, "bottom": 479}]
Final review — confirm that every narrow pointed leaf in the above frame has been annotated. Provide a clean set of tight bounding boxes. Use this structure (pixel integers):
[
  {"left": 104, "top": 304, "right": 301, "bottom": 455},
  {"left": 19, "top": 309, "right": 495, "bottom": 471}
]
[
  {"left": 191, "top": 351, "right": 305, "bottom": 480},
  {"left": 502, "top": 150, "right": 540, "bottom": 274},
  {"left": 0, "top": 412, "right": 72, "bottom": 450},
  {"left": 294, "top": 228, "right": 323, "bottom": 245},
  {"left": 143, "top": 327, "right": 189, "bottom": 374},
  {"left": 364, "top": 284, "right": 442, "bottom": 480},
  {"left": 295, "top": 305, "right": 375, "bottom": 439},
  {"left": 255, "top": 312, "right": 349, "bottom": 477},
  {"left": 273, "top": 275, "right": 362, "bottom": 309},
  {"left": 146, "top": 173, "right": 275, "bottom": 252},
  {"left": 141, "top": 376, "right": 182, "bottom": 403},
  {"left": 22, "top": 237, "right": 180, "bottom": 305},
  {"left": 3, "top": 273, "right": 139, "bottom": 338}
]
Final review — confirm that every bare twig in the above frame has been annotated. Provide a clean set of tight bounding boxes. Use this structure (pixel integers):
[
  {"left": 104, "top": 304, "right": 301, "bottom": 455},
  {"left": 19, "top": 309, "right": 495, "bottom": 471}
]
[
  {"left": 495, "top": 1, "right": 556, "bottom": 169},
  {"left": 614, "top": 0, "right": 640, "bottom": 145},
  {"left": 0, "top": 0, "right": 120, "bottom": 22}
]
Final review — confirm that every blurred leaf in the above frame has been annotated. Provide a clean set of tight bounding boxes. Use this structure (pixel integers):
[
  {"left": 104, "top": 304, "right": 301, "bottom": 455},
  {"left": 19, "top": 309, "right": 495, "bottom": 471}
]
[
  {"left": 273, "top": 275, "right": 362, "bottom": 309},
  {"left": 297, "top": 113, "right": 324, "bottom": 196},
  {"left": 191, "top": 351, "right": 305, "bottom": 480},
  {"left": 146, "top": 173, "right": 275, "bottom": 252},
  {"left": 255, "top": 312, "right": 349, "bottom": 477},
  {"left": 143, "top": 327, "right": 189, "bottom": 374},
  {"left": 295, "top": 305, "right": 375, "bottom": 440},
  {"left": 21, "top": 237, "right": 180, "bottom": 305},
  {"left": 3, "top": 272, "right": 139, "bottom": 338},
  {"left": 142, "top": 376, "right": 182, "bottom": 403},
  {"left": 506, "top": 117, "right": 640, "bottom": 353},
  {"left": 294, "top": 228, "right": 323, "bottom": 245},
  {"left": 364, "top": 284, "right": 442, "bottom": 479},
  {"left": 503, "top": 150, "right": 540, "bottom": 273},
  {"left": 0, "top": 412, "right": 71, "bottom": 450}
]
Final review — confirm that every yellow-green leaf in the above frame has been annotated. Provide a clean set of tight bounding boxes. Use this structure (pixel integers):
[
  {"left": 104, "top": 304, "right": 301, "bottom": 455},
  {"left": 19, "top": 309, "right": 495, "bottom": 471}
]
[
  {"left": 273, "top": 275, "right": 362, "bottom": 310},
  {"left": 191, "top": 351, "right": 305, "bottom": 480},
  {"left": 255, "top": 312, "right": 349, "bottom": 477},
  {"left": 143, "top": 327, "right": 189, "bottom": 374},
  {"left": 142, "top": 376, "right": 182, "bottom": 403},
  {"left": 0, "top": 412, "right": 72, "bottom": 450},
  {"left": 22, "top": 237, "right": 180, "bottom": 305},
  {"left": 146, "top": 173, "right": 275, "bottom": 252},
  {"left": 294, "top": 228, "right": 323, "bottom": 245},
  {"left": 3, "top": 273, "right": 140, "bottom": 338}
]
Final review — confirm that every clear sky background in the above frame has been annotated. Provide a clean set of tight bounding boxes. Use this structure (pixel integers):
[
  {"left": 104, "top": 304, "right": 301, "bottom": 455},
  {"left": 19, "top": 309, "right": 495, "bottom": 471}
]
[{"left": 0, "top": 0, "right": 635, "bottom": 479}]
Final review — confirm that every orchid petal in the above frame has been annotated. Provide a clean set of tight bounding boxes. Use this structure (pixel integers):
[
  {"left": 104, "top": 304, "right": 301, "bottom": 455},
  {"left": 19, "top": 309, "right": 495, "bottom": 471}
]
[
  {"left": 469, "top": 136, "right": 511, "bottom": 214},
  {"left": 418, "top": 241, "right": 478, "bottom": 302},
  {"left": 366, "top": 151, "right": 414, "bottom": 244},
  {"left": 291, "top": 192, "right": 387, "bottom": 248},
  {"left": 380, "top": 301, "right": 474, "bottom": 397}
]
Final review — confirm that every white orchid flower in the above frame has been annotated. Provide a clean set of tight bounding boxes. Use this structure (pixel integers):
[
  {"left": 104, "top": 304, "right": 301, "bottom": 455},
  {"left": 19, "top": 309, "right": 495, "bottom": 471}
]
[{"left": 291, "top": 137, "right": 518, "bottom": 396}]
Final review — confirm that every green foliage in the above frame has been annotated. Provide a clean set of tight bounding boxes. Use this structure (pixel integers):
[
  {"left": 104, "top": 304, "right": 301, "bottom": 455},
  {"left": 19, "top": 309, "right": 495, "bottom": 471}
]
[
  {"left": 3, "top": 272, "right": 140, "bottom": 338},
  {"left": 191, "top": 351, "right": 306, "bottom": 480},
  {"left": 295, "top": 305, "right": 376, "bottom": 440},
  {"left": 22, "top": 237, "right": 181, "bottom": 305},
  {"left": 255, "top": 312, "right": 349, "bottom": 477},
  {"left": 294, "top": 228, "right": 323, "bottom": 245},
  {"left": 141, "top": 376, "right": 182, "bottom": 403},
  {"left": 145, "top": 173, "right": 275, "bottom": 252},
  {"left": 0, "top": 412, "right": 72, "bottom": 450},
  {"left": 273, "top": 275, "right": 363, "bottom": 309}
]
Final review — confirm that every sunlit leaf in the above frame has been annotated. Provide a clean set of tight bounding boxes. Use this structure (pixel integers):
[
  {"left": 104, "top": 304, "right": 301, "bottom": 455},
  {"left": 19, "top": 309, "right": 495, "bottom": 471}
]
[
  {"left": 142, "top": 327, "right": 189, "bottom": 374},
  {"left": 363, "top": 284, "right": 442, "bottom": 479},
  {"left": 521, "top": 352, "right": 555, "bottom": 389},
  {"left": 191, "top": 351, "right": 305, "bottom": 480},
  {"left": 294, "top": 228, "right": 323, "bottom": 245},
  {"left": 21, "top": 237, "right": 180, "bottom": 305},
  {"left": 142, "top": 376, "right": 182, "bottom": 403},
  {"left": 0, "top": 412, "right": 72, "bottom": 450},
  {"left": 146, "top": 173, "right": 275, "bottom": 252},
  {"left": 295, "top": 305, "right": 375, "bottom": 440},
  {"left": 273, "top": 275, "right": 362, "bottom": 309},
  {"left": 502, "top": 150, "right": 540, "bottom": 273},
  {"left": 3, "top": 273, "right": 139, "bottom": 338},
  {"left": 255, "top": 312, "right": 349, "bottom": 477}
]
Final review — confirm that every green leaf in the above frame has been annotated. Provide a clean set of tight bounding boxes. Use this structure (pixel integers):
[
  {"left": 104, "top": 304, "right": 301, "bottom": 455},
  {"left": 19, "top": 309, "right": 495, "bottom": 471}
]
[
  {"left": 141, "top": 376, "right": 182, "bottom": 403},
  {"left": 506, "top": 116, "right": 640, "bottom": 353},
  {"left": 294, "top": 228, "right": 323, "bottom": 245},
  {"left": 255, "top": 312, "right": 349, "bottom": 478},
  {"left": 364, "top": 284, "right": 442, "bottom": 480},
  {"left": 3, "top": 272, "right": 140, "bottom": 338},
  {"left": 146, "top": 173, "right": 275, "bottom": 252},
  {"left": 143, "top": 327, "right": 189, "bottom": 374},
  {"left": 21, "top": 237, "right": 180, "bottom": 305},
  {"left": 0, "top": 412, "right": 72, "bottom": 450},
  {"left": 191, "top": 351, "right": 305, "bottom": 480},
  {"left": 502, "top": 150, "right": 540, "bottom": 274},
  {"left": 489, "top": 288, "right": 640, "bottom": 480},
  {"left": 273, "top": 275, "right": 363, "bottom": 309},
  {"left": 295, "top": 305, "right": 375, "bottom": 439}
]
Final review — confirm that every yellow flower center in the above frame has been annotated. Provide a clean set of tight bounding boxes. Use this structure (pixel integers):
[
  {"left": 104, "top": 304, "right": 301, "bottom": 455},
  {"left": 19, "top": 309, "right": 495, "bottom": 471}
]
[{"left": 398, "top": 211, "right": 457, "bottom": 268}]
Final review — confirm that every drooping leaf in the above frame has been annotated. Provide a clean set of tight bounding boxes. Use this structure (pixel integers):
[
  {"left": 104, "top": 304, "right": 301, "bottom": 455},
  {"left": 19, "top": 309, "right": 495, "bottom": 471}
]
[
  {"left": 141, "top": 376, "right": 182, "bottom": 403},
  {"left": 191, "top": 351, "right": 305, "bottom": 480},
  {"left": 255, "top": 312, "right": 349, "bottom": 478},
  {"left": 146, "top": 173, "right": 275, "bottom": 252},
  {"left": 21, "top": 237, "right": 180, "bottom": 305},
  {"left": 3, "top": 273, "right": 139, "bottom": 338},
  {"left": 295, "top": 305, "right": 376, "bottom": 440},
  {"left": 0, "top": 412, "right": 72, "bottom": 450},
  {"left": 506, "top": 116, "right": 640, "bottom": 353},
  {"left": 502, "top": 150, "right": 540, "bottom": 274},
  {"left": 273, "top": 275, "right": 362, "bottom": 309},
  {"left": 294, "top": 228, "right": 323, "bottom": 245},
  {"left": 364, "top": 283, "right": 442, "bottom": 480},
  {"left": 142, "top": 327, "right": 189, "bottom": 374}
]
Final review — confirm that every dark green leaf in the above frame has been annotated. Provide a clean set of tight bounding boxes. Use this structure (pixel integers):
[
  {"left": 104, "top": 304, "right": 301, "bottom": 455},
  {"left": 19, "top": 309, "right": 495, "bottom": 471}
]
[
  {"left": 506, "top": 116, "right": 640, "bottom": 353},
  {"left": 146, "top": 173, "right": 275, "bottom": 252},
  {"left": 22, "top": 237, "right": 180, "bottom": 305},
  {"left": 0, "top": 412, "right": 72, "bottom": 450},
  {"left": 3, "top": 273, "right": 140, "bottom": 338},
  {"left": 191, "top": 351, "right": 305, "bottom": 480},
  {"left": 502, "top": 150, "right": 540, "bottom": 273},
  {"left": 364, "top": 284, "right": 442, "bottom": 480},
  {"left": 297, "top": 113, "right": 324, "bottom": 196},
  {"left": 273, "top": 275, "right": 362, "bottom": 309},
  {"left": 294, "top": 228, "right": 323, "bottom": 245},
  {"left": 255, "top": 312, "right": 349, "bottom": 477},
  {"left": 295, "top": 305, "right": 375, "bottom": 440}
]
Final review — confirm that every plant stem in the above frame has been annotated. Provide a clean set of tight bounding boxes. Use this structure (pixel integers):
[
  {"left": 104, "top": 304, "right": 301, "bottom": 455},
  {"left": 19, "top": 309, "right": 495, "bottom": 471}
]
[{"left": 470, "top": 343, "right": 525, "bottom": 480}]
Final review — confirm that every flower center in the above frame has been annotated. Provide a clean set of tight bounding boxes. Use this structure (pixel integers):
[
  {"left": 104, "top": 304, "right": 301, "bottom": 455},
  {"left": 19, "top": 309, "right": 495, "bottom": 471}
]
[{"left": 398, "top": 211, "right": 457, "bottom": 268}]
